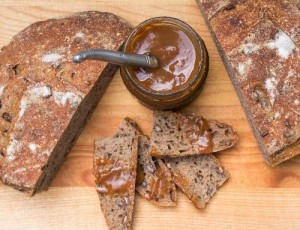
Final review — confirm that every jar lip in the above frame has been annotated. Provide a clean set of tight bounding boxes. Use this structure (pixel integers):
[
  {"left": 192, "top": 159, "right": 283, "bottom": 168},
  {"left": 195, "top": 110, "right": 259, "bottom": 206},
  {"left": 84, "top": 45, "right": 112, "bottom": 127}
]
[{"left": 122, "top": 16, "right": 207, "bottom": 97}]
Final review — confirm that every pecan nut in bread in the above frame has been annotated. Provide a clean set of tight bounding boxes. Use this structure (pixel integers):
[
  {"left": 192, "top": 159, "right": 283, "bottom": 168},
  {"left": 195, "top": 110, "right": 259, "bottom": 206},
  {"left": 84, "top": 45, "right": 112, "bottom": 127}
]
[
  {"left": 0, "top": 11, "right": 132, "bottom": 195},
  {"left": 94, "top": 136, "right": 138, "bottom": 230},
  {"left": 114, "top": 118, "right": 177, "bottom": 206},
  {"left": 197, "top": 0, "right": 300, "bottom": 166},
  {"left": 150, "top": 111, "right": 238, "bottom": 157}
]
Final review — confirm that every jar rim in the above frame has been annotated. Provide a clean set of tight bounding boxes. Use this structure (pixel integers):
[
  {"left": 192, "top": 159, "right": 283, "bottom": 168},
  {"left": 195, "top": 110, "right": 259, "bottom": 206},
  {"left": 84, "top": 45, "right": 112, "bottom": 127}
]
[{"left": 122, "top": 16, "right": 207, "bottom": 97}]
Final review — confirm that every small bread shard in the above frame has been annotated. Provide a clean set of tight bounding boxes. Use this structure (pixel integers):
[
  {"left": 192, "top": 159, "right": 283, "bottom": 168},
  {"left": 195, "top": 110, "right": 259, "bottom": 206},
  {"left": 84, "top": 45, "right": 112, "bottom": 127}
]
[
  {"left": 150, "top": 111, "right": 238, "bottom": 157},
  {"left": 115, "top": 118, "right": 177, "bottom": 206},
  {"left": 94, "top": 136, "right": 138, "bottom": 230}
]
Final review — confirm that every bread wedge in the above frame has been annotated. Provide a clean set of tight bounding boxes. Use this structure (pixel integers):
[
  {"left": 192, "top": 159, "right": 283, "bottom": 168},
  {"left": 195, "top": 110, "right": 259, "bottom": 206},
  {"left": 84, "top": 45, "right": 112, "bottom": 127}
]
[
  {"left": 94, "top": 136, "right": 138, "bottom": 230},
  {"left": 115, "top": 118, "right": 176, "bottom": 206},
  {"left": 150, "top": 111, "right": 238, "bottom": 157},
  {"left": 164, "top": 154, "right": 229, "bottom": 209}
]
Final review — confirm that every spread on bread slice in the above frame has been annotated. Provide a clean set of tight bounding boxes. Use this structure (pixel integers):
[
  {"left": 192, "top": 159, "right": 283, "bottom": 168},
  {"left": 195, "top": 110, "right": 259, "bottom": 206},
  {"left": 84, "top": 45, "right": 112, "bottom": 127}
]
[
  {"left": 115, "top": 118, "right": 177, "bottom": 206},
  {"left": 150, "top": 111, "right": 238, "bottom": 157}
]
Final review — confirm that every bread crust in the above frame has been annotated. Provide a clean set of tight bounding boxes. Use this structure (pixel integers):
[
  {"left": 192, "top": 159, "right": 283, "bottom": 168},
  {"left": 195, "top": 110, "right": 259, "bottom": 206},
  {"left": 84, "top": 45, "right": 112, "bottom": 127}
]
[
  {"left": 0, "top": 11, "right": 132, "bottom": 195},
  {"left": 196, "top": 0, "right": 300, "bottom": 166}
]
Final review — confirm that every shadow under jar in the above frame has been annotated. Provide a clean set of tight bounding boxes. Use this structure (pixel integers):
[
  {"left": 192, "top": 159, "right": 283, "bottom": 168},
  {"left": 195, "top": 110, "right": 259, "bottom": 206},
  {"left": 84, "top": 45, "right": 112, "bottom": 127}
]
[{"left": 121, "top": 17, "right": 209, "bottom": 110}]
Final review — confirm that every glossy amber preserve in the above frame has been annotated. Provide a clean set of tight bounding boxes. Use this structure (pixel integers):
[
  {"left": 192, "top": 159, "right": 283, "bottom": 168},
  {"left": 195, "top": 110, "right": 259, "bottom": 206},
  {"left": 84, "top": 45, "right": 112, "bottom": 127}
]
[{"left": 121, "top": 17, "right": 209, "bottom": 110}]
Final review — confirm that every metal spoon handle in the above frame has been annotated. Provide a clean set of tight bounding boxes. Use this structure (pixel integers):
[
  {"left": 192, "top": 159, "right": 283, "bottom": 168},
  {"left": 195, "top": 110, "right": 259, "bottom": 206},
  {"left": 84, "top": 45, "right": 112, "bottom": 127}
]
[{"left": 73, "top": 49, "right": 159, "bottom": 69}]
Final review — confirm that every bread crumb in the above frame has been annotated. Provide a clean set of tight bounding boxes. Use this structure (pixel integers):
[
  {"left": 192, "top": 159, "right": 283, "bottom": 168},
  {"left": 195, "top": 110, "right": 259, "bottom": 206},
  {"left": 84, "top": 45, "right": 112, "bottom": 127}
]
[
  {"left": 267, "top": 31, "right": 297, "bottom": 59},
  {"left": 154, "top": 125, "right": 162, "bottom": 132},
  {"left": 294, "top": 99, "right": 299, "bottom": 106}
]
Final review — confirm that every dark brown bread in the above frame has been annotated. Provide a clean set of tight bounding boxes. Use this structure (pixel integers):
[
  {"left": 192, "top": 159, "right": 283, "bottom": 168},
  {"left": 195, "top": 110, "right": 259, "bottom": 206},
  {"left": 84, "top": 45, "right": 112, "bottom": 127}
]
[
  {"left": 197, "top": 0, "right": 300, "bottom": 166},
  {"left": 0, "top": 11, "right": 132, "bottom": 195},
  {"left": 164, "top": 154, "right": 229, "bottom": 209},
  {"left": 94, "top": 136, "right": 138, "bottom": 230},
  {"left": 115, "top": 118, "right": 177, "bottom": 206},
  {"left": 150, "top": 111, "right": 238, "bottom": 157}
]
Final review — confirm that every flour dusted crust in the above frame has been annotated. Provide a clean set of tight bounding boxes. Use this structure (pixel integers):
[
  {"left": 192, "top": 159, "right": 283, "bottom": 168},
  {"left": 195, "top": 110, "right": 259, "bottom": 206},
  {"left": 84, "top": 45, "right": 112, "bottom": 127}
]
[
  {"left": 0, "top": 11, "right": 132, "bottom": 194},
  {"left": 197, "top": 0, "right": 300, "bottom": 166}
]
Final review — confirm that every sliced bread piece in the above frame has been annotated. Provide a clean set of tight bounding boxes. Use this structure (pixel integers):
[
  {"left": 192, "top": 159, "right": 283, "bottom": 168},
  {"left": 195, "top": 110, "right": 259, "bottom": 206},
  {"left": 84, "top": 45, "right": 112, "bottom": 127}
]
[
  {"left": 164, "top": 154, "right": 229, "bottom": 209},
  {"left": 150, "top": 111, "right": 238, "bottom": 157},
  {"left": 115, "top": 118, "right": 176, "bottom": 206},
  {"left": 94, "top": 136, "right": 138, "bottom": 230}
]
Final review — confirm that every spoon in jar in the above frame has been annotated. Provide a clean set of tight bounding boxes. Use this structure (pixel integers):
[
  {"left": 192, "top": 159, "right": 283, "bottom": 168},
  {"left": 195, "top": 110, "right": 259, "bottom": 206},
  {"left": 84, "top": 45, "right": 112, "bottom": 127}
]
[{"left": 73, "top": 49, "right": 159, "bottom": 69}]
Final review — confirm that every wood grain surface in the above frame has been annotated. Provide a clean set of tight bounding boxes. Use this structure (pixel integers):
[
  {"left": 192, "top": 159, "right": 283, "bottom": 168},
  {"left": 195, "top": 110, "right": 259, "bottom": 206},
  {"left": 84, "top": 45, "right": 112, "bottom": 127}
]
[{"left": 0, "top": 0, "right": 299, "bottom": 229}]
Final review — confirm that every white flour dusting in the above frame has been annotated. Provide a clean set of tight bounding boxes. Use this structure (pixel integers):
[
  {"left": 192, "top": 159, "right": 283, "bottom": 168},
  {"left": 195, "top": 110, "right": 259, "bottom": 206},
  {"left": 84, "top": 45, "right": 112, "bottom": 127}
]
[
  {"left": 6, "top": 139, "right": 22, "bottom": 161},
  {"left": 13, "top": 168, "right": 27, "bottom": 174},
  {"left": 29, "top": 143, "right": 38, "bottom": 153},
  {"left": 42, "top": 53, "right": 63, "bottom": 64},
  {"left": 53, "top": 91, "right": 82, "bottom": 109},
  {"left": 0, "top": 85, "right": 5, "bottom": 97},
  {"left": 274, "top": 112, "right": 281, "bottom": 119},
  {"left": 265, "top": 77, "right": 278, "bottom": 106},
  {"left": 19, "top": 86, "right": 52, "bottom": 119},
  {"left": 242, "top": 43, "right": 260, "bottom": 54},
  {"left": 75, "top": 32, "right": 85, "bottom": 38},
  {"left": 267, "top": 31, "right": 297, "bottom": 59},
  {"left": 237, "top": 59, "right": 252, "bottom": 75},
  {"left": 238, "top": 63, "right": 245, "bottom": 75}
]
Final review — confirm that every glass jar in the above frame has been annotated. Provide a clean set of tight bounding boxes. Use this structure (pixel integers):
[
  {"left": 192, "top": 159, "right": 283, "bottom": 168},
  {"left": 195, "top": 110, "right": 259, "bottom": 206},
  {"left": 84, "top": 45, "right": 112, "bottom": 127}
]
[{"left": 120, "top": 17, "right": 209, "bottom": 110}]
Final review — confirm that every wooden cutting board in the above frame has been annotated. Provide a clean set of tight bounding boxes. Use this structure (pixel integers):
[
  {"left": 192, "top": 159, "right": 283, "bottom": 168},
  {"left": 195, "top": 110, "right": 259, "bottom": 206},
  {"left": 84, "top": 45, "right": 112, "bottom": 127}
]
[{"left": 0, "top": 0, "right": 299, "bottom": 229}]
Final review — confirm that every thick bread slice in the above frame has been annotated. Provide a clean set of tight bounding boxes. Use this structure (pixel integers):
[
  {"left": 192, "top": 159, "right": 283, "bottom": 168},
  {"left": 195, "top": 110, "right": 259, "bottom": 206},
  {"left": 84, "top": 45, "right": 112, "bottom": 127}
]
[
  {"left": 197, "top": 0, "right": 300, "bottom": 166},
  {"left": 150, "top": 111, "right": 238, "bottom": 157},
  {"left": 0, "top": 11, "right": 132, "bottom": 195},
  {"left": 164, "top": 154, "right": 229, "bottom": 209},
  {"left": 94, "top": 136, "right": 138, "bottom": 230},
  {"left": 115, "top": 118, "right": 177, "bottom": 206}
]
